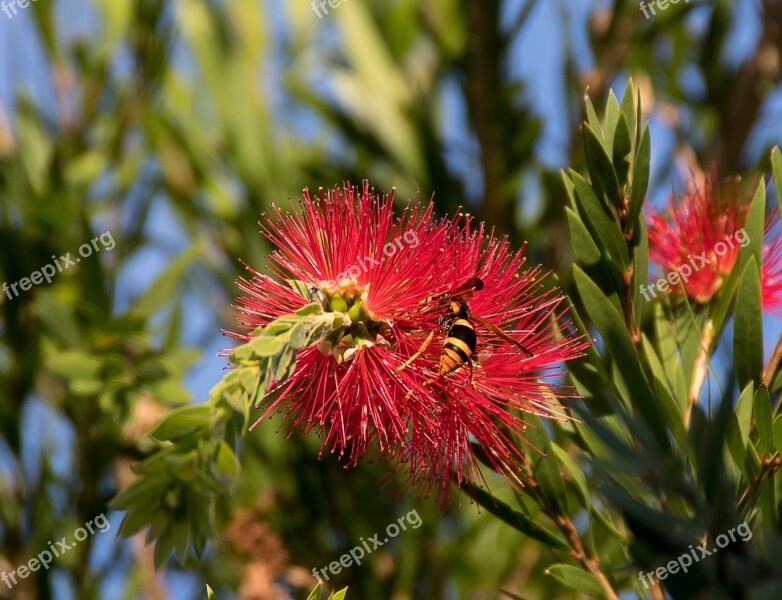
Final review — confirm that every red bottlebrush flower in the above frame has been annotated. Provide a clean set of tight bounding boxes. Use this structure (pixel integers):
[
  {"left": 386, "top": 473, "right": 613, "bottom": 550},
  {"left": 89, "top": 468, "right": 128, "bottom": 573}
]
[
  {"left": 230, "top": 182, "right": 590, "bottom": 506},
  {"left": 763, "top": 210, "right": 782, "bottom": 317},
  {"left": 646, "top": 173, "right": 751, "bottom": 303}
]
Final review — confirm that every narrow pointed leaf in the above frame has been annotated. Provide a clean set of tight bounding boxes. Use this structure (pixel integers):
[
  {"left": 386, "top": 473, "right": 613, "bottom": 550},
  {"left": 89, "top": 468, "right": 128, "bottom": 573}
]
[
  {"left": 583, "top": 124, "right": 621, "bottom": 207},
  {"left": 470, "top": 487, "right": 568, "bottom": 550},
  {"left": 734, "top": 257, "right": 762, "bottom": 389},
  {"left": 628, "top": 123, "right": 650, "bottom": 229},
  {"left": 754, "top": 386, "right": 773, "bottom": 454},
  {"left": 544, "top": 564, "right": 607, "bottom": 599}
]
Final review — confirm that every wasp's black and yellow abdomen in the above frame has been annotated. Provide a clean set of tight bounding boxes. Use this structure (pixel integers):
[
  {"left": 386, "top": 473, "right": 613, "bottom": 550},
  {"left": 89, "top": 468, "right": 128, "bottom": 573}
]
[{"left": 439, "top": 317, "right": 477, "bottom": 375}]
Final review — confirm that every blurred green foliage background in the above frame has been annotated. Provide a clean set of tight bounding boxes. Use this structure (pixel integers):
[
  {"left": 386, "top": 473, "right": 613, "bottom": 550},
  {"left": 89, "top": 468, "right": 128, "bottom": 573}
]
[{"left": 1, "top": 0, "right": 782, "bottom": 598}]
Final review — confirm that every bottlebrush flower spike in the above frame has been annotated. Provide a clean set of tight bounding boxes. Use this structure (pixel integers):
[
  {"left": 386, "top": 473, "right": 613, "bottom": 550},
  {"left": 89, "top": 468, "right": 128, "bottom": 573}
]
[
  {"left": 763, "top": 209, "right": 782, "bottom": 317},
  {"left": 229, "top": 181, "right": 590, "bottom": 507},
  {"left": 647, "top": 172, "right": 751, "bottom": 303}
]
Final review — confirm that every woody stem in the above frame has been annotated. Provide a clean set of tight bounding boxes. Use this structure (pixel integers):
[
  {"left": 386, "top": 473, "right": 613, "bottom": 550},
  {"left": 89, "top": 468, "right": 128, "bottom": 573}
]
[
  {"left": 546, "top": 510, "right": 620, "bottom": 600},
  {"left": 764, "top": 334, "right": 782, "bottom": 406}
]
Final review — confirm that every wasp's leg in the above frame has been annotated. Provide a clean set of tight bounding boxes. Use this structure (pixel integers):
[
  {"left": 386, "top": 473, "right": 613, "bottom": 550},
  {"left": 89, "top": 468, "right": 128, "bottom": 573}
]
[
  {"left": 396, "top": 330, "right": 435, "bottom": 372},
  {"left": 468, "top": 358, "right": 478, "bottom": 390},
  {"left": 404, "top": 377, "right": 437, "bottom": 400}
]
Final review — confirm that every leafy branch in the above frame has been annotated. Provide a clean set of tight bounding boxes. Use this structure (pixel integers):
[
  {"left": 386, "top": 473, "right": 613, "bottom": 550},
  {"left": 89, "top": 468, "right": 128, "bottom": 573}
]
[{"left": 111, "top": 285, "right": 352, "bottom": 567}]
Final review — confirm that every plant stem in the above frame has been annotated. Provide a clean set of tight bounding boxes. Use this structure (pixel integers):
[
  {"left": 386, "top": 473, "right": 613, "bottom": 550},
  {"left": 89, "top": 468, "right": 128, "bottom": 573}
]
[
  {"left": 546, "top": 511, "right": 620, "bottom": 600},
  {"left": 471, "top": 483, "right": 619, "bottom": 600},
  {"left": 621, "top": 261, "right": 640, "bottom": 345},
  {"left": 738, "top": 451, "right": 782, "bottom": 514},
  {"left": 649, "top": 579, "right": 665, "bottom": 600},
  {"left": 764, "top": 332, "right": 782, "bottom": 395},
  {"left": 684, "top": 318, "right": 716, "bottom": 427}
]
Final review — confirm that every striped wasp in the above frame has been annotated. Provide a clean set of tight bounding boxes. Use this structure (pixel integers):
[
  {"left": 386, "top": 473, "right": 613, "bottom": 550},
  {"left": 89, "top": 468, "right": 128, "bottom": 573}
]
[{"left": 397, "top": 277, "right": 533, "bottom": 387}]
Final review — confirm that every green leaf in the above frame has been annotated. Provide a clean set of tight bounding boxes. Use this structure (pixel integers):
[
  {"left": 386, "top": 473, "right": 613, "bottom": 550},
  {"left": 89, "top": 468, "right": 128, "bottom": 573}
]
[
  {"left": 47, "top": 352, "right": 103, "bottom": 379},
  {"left": 170, "top": 518, "right": 191, "bottom": 563},
  {"left": 754, "top": 386, "right": 773, "bottom": 454},
  {"left": 327, "top": 589, "right": 348, "bottom": 600},
  {"left": 740, "top": 179, "right": 765, "bottom": 270},
  {"left": 585, "top": 96, "right": 602, "bottom": 140},
  {"left": 110, "top": 475, "right": 166, "bottom": 510},
  {"left": 772, "top": 146, "right": 782, "bottom": 212},
  {"left": 214, "top": 441, "right": 240, "bottom": 479},
  {"left": 289, "top": 322, "right": 314, "bottom": 349},
  {"left": 263, "top": 321, "right": 294, "bottom": 336},
  {"left": 149, "top": 380, "right": 192, "bottom": 404},
  {"left": 549, "top": 443, "right": 589, "bottom": 508},
  {"left": 583, "top": 123, "right": 621, "bottom": 207},
  {"left": 570, "top": 401, "right": 636, "bottom": 458},
  {"left": 565, "top": 207, "right": 601, "bottom": 266},
  {"left": 524, "top": 415, "right": 569, "bottom": 512},
  {"left": 154, "top": 524, "right": 175, "bottom": 569},
  {"left": 31, "top": 293, "right": 81, "bottom": 346},
  {"left": 652, "top": 376, "right": 686, "bottom": 448},
  {"left": 736, "top": 382, "right": 755, "bottom": 446},
  {"left": 628, "top": 122, "right": 650, "bottom": 229},
  {"left": 570, "top": 169, "right": 628, "bottom": 268},
  {"left": 572, "top": 266, "right": 669, "bottom": 450},
  {"left": 562, "top": 168, "right": 577, "bottom": 208},
  {"left": 206, "top": 585, "right": 219, "bottom": 600},
  {"left": 16, "top": 100, "right": 54, "bottom": 194},
  {"left": 547, "top": 441, "right": 625, "bottom": 543},
  {"left": 544, "top": 564, "right": 606, "bottom": 599},
  {"left": 612, "top": 113, "right": 632, "bottom": 188},
  {"left": 620, "top": 79, "right": 636, "bottom": 142},
  {"left": 603, "top": 89, "right": 622, "bottom": 156},
  {"left": 70, "top": 379, "right": 104, "bottom": 396},
  {"left": 632, "top": 219, "right": 649, "bottom": 327},
  {"left": 469, "top": 487, "right": 568, "bottom": 550},
  {"left": 760, "top": 473, "right": 778, "bottom": 526},
  {"left": 554, "top": 280, "right": 623, "bottom": 415},
  {"left": 249, "top": 335, "right": 286, "bottom": 357},
  {"left": 710, "top": 264, "right": 743, "bottom": 345},
  {"left": 287, "top": 279, "right": 314, "bottom": 300},
  {"left": 691, "top": 385, "right": 736, "bottom": 501},
  {"left": 65, "top": 151, "right": 109, "bottom": 188},
  {"left": 307, "top": 583, "right": 323, "bottom": 600},
  {"left": 734, "top": 257, "right": 763, "bottom": 389},
  {"left": 726, "top": 415, "right": 748, "bottom": 478},
  {"left": 641, "top": 335, "right": 668, "bottom": 390},
  {"left": 774, "top": 415, "right": 782, "bottom": 453},
  {"left": 148, "top": 405, "right": 214, "bottom": 442},
  {"left": 652, "top": 304, "right": 687, "bottom": 403},
  {"left": 295, "top": 302, "right": 324, "bottom": 317}
]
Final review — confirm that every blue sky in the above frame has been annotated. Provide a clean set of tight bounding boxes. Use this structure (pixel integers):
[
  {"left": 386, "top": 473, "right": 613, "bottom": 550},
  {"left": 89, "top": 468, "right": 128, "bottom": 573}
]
[{"left": 1, "top": 1, "right": 782, "bottom": 597}]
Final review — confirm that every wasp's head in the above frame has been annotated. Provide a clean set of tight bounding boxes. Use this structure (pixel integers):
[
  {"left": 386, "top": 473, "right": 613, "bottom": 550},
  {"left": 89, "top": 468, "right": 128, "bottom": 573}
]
[{"left": 465, "top": 277, "right": 484, "bottom": 291}]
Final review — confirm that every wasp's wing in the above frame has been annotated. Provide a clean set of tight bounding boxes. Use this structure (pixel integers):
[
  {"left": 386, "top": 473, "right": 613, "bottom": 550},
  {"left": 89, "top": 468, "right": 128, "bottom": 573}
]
[{"left": 470, "top": 313, "right": 533, "bottom": 358}]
